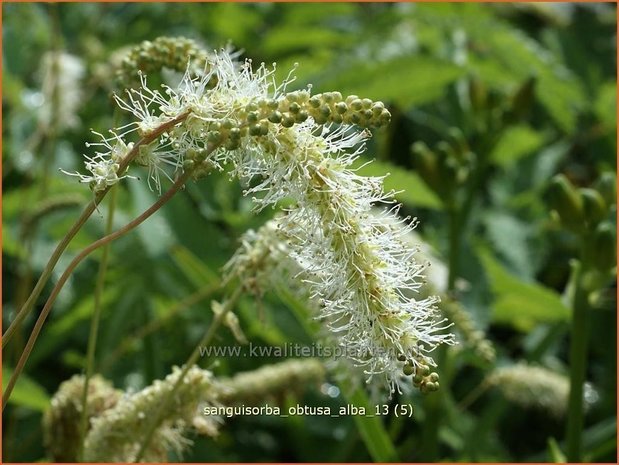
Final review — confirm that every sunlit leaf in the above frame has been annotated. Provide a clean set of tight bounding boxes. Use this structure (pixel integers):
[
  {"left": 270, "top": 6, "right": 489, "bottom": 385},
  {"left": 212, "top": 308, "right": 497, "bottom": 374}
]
[
  {"left": 478, "top": 247, "right": 570, "bottom": 331},
  {"left": 318, "top": 57, "right": 464, "bottom": 107},
  {"left": 353, "top": 159, "right": 443, "bottom": 209},
  {"left": 2, "top": 366, "right": 49, "bottom": 412},
  {"left": 490, "top": 125, "right": 545, "bottom": 166}
]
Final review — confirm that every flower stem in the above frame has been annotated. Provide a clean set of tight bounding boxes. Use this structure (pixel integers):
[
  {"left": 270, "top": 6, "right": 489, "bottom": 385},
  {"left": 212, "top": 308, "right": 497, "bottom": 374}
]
[
  {"left": 2, "top": 111, "right": 190, "bottom": 348},
  {"left": 447, "top": 206, "right": 461, "bottom": 291},
  {"left": 2, "top": 166, "right": 196, "bottom": 410},
  {"left": 565, "top": 259, "right": 591, "bottom": 462},
  {"left": 77, "top": 185, "right": 118, "bottom": 461},
  {"left": 132, "top": 286, "right": 243, "bottom": 463}
]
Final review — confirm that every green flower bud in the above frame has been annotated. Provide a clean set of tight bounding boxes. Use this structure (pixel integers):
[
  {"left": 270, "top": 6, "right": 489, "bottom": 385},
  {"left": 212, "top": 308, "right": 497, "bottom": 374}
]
[
  {"left": 350, "top": 99, "right": 363, "bottom": 111},
  {"left": 268, "top": 111, "right": 283, "bottom": 124},
  {"left": 349, "top": 113, "right": 361, "bottom": 125},
  {"left": 402, "top": 363, "right": 414, "bottom": 376},
  {"left": 594, "top": 172, "right": 617, "bottom": 207},
  {"left": 207, "top": 131, "right": 222, "bottom": 144},
  {"left": 229, "top": 127, "right": 241, "bottom": 139},
  {"left": 295, "top": 110, "right": 309, "bottom": 123},
  {"left": 468, "top": 75, "right": 487, "bottom": 112},
  {"left": 447, "top": 127, "right": 469, "bottom": 159},
  {"left": 371, "top": 101, "right": 385, "bottom": 114},
  {"left": 378, "top": 109, "right": 391, "bottom": 125},
  {"left": 547, "top": 174, "right": 584, "bottom": 231},
  {"left": 286, "top": 91, "right": 300, "bottom": 102},
  {"left": 592, "top": 222, "right": 616, "bottom": 271},
  {"left": 580, "top": 188, "right": 607, "bottom": 227},
  {"left": 279, "top": 115, "right": 293, "bottom": 128},
  {"left": 314, "top": 114, "right": 328, "bottom": 125},
  {"left": 246, "top": 111, "right": 259, "bottom": 123},
  {"left": 335, "top": 102, "right": 348, "bottom": 114},
  {"left": 411, "top": 142, "right": 441, "bottom": 194},
  {"left": 225, "top": 139, "right": 240, "bottom": 150},
  {"left": 309, "top": 96, "right": 321, "bottom": 108},
  {"left": 332, "top": 114, "right": 343, "bottom": 124},
  {"left": 193, "top": 148, "right": 208, "bottom": 162},
  {"left": 288, "top": 102, "right": 300, "bottom": 114}
]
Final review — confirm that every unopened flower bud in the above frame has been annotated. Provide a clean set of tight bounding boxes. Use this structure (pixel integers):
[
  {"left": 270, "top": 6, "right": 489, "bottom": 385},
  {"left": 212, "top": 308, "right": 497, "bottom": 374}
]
[
  {"left": 592, "top": 222, "right": 616, "bottom": 271},
  {"left": 268, "top": 111, "right": 283, "bottom": 124},
  {"left": 547, "top": 174, "right": 584, "bottom": 231},
  {"left": 594, "top": 172, "right": 616, "bottom": 208},
  {"left": 580, "top": 188, "right": 607, "bottom": 227}
]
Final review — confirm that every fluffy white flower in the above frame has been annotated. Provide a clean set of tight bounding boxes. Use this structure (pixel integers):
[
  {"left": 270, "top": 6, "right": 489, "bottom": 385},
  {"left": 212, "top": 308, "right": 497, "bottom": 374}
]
[
  {"left": 64, "top": 47, "right": 454, "bottom": 392},
  {"left": 60, "top": 132, "right": 136, "bottom": 193}
]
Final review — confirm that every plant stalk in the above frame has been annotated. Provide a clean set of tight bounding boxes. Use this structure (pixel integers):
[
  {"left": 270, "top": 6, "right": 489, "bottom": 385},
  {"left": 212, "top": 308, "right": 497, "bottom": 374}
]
[
  {"left": 565, "top": 260, "right": 590, "bottom": 462},
  {"left": 77, "top": 185, "right": 118, "bottom": 461},
  {"left": 2, "top": 166, "right": 196, "bottom": 410},
  {"left": 132, "top": 286, "right": 243, "bottom": 462},
  {"left": 3, "top": 111, "right": 190, "bottom": 348}
]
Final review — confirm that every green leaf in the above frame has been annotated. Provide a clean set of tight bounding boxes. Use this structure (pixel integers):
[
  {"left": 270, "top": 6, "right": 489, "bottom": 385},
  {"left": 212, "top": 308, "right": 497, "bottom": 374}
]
[
  {"left": 547, "top": 437, "right": 567, "bottom": 463},
  {"left": 353, "top": 159, "right": 443, "bottom": 209},
  {"left": 170, "top": 244, "right": 219, "bottom": 288},
  {"left": 483, "top": 211, "right": 534, "bottom": 279},
  {"left": 262, "top": 26, "right": 348, "bottom": 56},
  {"left": 594, "top": 81, "right": 617, "bottom": 131},
  {"left": 30, "top": 286, "right": 121, "bottom": 367},
  {"left": 463, "top": 21, "right": 585, "bottom": 132},
  {"left": 490, "top": 125, "right": 545, "bottom": 166},
  {"left": 343, "top": 384, "right": 400, "bottom": 462},
  {"left": 319, "top": 57, "right": 464, "bottom": 107},
  {"left": 236, "top": 298, "right": 290, "bottom": 346},
  {"left": 2, "top": 366, "right": 50, "bottom": 412},
  {"left": 129, "top": 181, "right": 174, "bottom": 257},
  {"left": 478, "top": 247, "right": 570, "bottom": 331}
]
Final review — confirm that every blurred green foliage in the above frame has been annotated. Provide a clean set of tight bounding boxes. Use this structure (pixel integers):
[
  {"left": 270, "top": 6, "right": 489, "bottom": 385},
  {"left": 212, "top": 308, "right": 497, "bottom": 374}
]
[{"left": 2, "top": 2, "right": 616, "bottom": 462}]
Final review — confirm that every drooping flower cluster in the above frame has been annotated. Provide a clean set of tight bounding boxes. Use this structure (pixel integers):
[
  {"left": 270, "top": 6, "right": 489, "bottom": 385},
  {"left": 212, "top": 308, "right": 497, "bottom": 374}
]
[
  {"left": 115, "top": 36, "right": 213, "bottom": 88},
  {"left": 45, "top": 360, "right": 325, "bottom": 462},
  {"left": 486, "top": 363, "right": 572, "bottom": 417},
  {"left": 64, "top": 43, "right": 454, "bottom": 393},
  {"left": 84, "top": 366, "right": 217, "bottom": 462}
]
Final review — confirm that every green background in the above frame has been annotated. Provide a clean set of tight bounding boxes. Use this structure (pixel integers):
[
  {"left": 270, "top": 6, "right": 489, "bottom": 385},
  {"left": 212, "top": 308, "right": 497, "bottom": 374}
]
[{"left": 2, "top": 2, "right": 616, "bottom": 462}]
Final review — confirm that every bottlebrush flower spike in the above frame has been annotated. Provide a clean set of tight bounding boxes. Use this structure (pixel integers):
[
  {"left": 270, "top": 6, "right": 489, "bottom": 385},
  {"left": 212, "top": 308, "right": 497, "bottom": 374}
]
[{"left": 63, "top": 44, "right": 455, "bottom": 393}]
